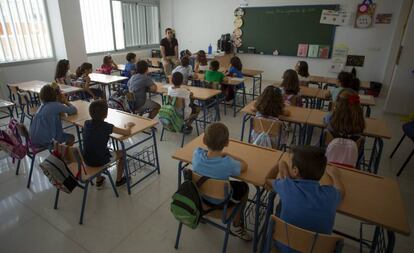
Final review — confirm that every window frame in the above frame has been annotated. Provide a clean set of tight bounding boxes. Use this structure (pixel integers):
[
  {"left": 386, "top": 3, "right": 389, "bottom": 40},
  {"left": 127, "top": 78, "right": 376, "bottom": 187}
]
[
  {"left": 86, "top": 0, "right": 161, "bottom": 56},
  {"left": 0, "top": 0, "right": 56, "bottom": 66}
]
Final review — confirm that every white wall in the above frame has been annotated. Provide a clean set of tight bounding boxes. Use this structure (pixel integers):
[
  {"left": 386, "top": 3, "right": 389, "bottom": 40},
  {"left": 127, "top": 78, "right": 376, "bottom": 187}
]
[{"left": 163, "top": 0, "right": 403, "bottom": 84}]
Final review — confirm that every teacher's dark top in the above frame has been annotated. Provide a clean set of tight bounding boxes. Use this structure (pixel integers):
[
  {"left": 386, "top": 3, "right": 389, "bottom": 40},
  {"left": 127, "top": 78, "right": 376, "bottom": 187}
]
[{"left": 160, "top": 37, "right": 178, "bottom": 57}]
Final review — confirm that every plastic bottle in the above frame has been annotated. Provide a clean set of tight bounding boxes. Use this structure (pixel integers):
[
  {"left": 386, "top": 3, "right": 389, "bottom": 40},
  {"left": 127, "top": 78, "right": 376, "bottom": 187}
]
[{"left": 208, "top": 43, "right": 212, "bottom": 55}]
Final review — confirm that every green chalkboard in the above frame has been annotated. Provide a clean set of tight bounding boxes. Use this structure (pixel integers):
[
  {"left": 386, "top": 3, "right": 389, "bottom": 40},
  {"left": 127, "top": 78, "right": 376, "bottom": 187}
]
[{"left": 237, "top": 5, "right": 338, "bottom": 58}]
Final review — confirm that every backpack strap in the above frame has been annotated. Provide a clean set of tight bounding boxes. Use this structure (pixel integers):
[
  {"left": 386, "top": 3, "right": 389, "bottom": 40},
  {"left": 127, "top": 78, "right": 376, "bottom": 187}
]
[
  {"left": 195, "top": 176, "right": 210, "bottom": 188},
  {"left": 258, "top": 118, "right": 275, "bottom": 135}
]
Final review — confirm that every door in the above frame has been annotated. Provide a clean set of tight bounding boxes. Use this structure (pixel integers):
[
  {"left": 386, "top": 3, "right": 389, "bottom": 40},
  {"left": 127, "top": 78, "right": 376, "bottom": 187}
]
[{"left": 385, "top": 3, "right": 414, "bottom": 114}]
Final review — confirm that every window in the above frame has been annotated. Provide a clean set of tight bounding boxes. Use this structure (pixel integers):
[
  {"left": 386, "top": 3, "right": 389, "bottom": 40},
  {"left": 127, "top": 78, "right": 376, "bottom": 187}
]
[
  {"left": 0, "top": 0, "right": 54, "bottom": 64},
  {"left": 79, "top": 0, "right": 160, "bottom": 54}
]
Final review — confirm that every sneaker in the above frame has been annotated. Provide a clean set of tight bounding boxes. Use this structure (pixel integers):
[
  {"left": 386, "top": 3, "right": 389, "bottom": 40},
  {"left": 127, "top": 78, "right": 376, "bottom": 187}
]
[
  {"left": 96, "top": 177, "right": 106, "bottom": 190},
  {"left": 230, "top": 224, "right": 252, "bottom": 241}
]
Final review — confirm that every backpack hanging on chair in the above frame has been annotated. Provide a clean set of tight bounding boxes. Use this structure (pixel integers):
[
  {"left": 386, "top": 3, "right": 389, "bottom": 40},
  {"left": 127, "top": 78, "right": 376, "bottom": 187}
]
[
  {"left": 0, "top": 118, "right": 29, "bottom": 162},
  {"left": 159, "top": 96, "right": 184, "bottom": 132},
  {"left": 252, "top": 119, "right": 275, "bottom": 148},
  {"left": 326, "top": 138, "right": 359, "bottom": 168}
]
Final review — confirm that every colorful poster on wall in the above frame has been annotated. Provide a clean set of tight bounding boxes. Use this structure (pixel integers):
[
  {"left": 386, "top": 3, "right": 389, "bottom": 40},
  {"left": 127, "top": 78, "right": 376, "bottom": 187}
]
[
  {"left": 375, "top": 13, "right": 392, "bottom": 24},
  {"left": 308, "top": 45, "right": 319, "bottom": 58},
  {"left": 297, "top": 44, "right": 309, "bottom": 57},
  {"left": 330, "top": 44, "right": 349, "bottom": 73},
  {"left": 320, "top": 10, "right": 350, "bottom": 26},
  {"left": 318, "top": 46, "right": 330, "bottom": 59},
  {"left": 355, "top": 0, "right": 376, "bottom": 28}
]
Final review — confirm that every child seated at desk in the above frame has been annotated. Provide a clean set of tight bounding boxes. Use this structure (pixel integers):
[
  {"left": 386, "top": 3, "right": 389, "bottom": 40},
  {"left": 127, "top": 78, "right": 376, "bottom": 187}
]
[
  {"left": 172, "top": 56, "right": 195, "bottom": 85},
  {"left": 329, "top": 71, "right": 360, "bottom": 102},
  {"left": 29, "top": 84, "right": 77, "bottom": 148},
  {"left": 82, "top": 99, "right": 135, "bottom": 188},
  {"left": 281, "top": 69, "right": 302, "bottom": 107},
  {"left": 55, "top": 59, "right": 75, "bottom": 86},
  {"left": 194, "top": 50, "right": 208, "bottom": 73},
  {"left": 205, "top": 60, "right": 226, "bottom": 90},
  {"left": 223, "top": 56, "right": 244, "bottom": 102},
  {"left": 123, "top": 53, "right": 137, "bottom": 78},
  {"left": 251, "top": 86, "right": 290, "bottom": 149},
  {"left": 127, "top": 60, "right": 160, "bottom": 119},
  {"left": 192, "top": 123, "right": 252, "bottom": 241},
  {"left": 100, "top": 55, "right": 118, "bottom": 75},
  {"left": 168, "top": 72, "right": 200, "bottom": 131},
  {"left": 75, "top": 62, "right": 104, "bottom": 100},
  {"left": 295, "top": 61, "right": 310, "bottom": 86},
  {"left": 324, "top": 89, "right": 365, "bottom": 142},
  {"left": 266, "top": 146, "right": 344, "bottom": 253}
]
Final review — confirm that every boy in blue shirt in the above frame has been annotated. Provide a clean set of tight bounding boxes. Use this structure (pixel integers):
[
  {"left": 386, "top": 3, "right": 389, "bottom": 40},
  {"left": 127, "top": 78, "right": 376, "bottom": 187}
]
[
  {"left": 266, "top": 146, "right": 344, "bottom": 252},
  {"left": 82, "top": 100, "right": 135, "bottom": 188},
  {"left": 192, "top": 122, "right": 252, "bottom": 241},
  {"left": 123, "top": 52, "right": 137, "bottom": 78}
]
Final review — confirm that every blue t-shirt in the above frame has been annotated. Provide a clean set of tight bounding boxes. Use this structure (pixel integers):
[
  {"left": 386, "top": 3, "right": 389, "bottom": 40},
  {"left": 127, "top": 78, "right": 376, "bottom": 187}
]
[
  {"left": 123, "top": 62, "right": 136, "bottom": 78},
  {"left": 29, "top": 102, "right": 77, "bottom": 147},
  {"left": 273, "top": 178, "right": 341, "bottom": 253},
  {"left": 82, "top": 120, "right": 114, "bottom": 167},
  {"left": 229, "top": 66, "right": 244, "bottom": 89}
]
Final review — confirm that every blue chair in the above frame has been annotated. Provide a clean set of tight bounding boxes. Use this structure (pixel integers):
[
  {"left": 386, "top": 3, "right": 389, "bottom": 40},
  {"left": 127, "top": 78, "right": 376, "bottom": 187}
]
[
  {"left": 390, "top": 120, "right": 414, "bottom": 176},
  {"left": 263, "top": 215, "right": 344, "bottom": 253},
  {"left": 51, "top": 142, "right": 119, "bottom": 224},
  {"left": 174, "top": 172, "right": 242, "bottom": 253}
]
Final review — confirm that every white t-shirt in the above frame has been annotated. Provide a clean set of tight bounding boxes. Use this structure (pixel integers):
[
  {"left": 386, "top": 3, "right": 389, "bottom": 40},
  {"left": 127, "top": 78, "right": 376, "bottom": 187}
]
[
  {"left": 167, "top": 86, "right": 192, "bottom": 119},
  {"left": 172, "top": 65, "right": 193, "bottom": 85},
  {"left": 298, "top": 75, "right": 310, "bottom": 84}
]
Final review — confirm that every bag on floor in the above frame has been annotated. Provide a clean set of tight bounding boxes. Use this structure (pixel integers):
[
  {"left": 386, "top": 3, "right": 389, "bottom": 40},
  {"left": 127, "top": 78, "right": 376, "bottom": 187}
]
[
  {"left": 326, "top": 138, "right": 359, "bottom": 168},
  {"left": 159, "top": 97, "right": 184, "bottom": 132},
  {"left": 0, "top": 119, "right": 28, "bottom": 161},
  {"left": 39, "top": 147, "right": 78, "bottom": 194},
  {"left": 170, "top": 172, "right": 209, "bottom": 229}
]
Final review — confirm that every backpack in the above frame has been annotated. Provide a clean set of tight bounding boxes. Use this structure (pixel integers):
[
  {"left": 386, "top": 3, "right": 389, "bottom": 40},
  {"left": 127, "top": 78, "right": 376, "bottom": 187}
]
[
  {"left": 0, "top": 119, "right": 29, "bottom": 161},
  {"left": 159, "top": 96, "right": 184, "bottom": 132},
  {"left": 108, "top": 92, "right": 131, "bottom": 112},
  {"left": 252, "top": 119, "right": 275, "bottom": 148},
  {"left": 326, "top": 138, "right": 359, "bottom": 168},
  {"left": 39, "top": 146, "right": 80, "bottom": 193}
]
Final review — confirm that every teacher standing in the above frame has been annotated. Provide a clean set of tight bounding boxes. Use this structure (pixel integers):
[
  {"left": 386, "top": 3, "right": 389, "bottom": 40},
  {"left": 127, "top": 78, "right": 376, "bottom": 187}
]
[{"left": 160, "top": 28, "right": 179, "bottom": 77}]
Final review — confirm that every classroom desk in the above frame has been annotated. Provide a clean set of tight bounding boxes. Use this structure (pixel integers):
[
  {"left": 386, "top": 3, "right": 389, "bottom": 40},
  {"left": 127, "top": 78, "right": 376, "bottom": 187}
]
[
  {"left": 273, "top": 82, "right": 320, "bottom": 108},
  {"left": 310, "top": 75, "right": 371, "bottom": 90},
  {"left": 62, "top": 101, "right": 160, "bottom": 194},
  {"left": 155, "top": 83, "right": 222, "bottom": 127},
  {"left": 306, "top": 109, "right": 391, "bottom": 173},
  {"left": 240, "top": 101, "right": 312, "bottom": 144},
  {"left": 117, "top": 64, "right": 161, "bottom": 74},
  {"left": 242, "top": 68, "right": 264, "bottom": 100},
  {"left": 89, "top": 73, "right": 128, "bottom": 97},
  {"left": 172, "top": 134, "right": 283, "bottom": 252},
  {"left": 264, "top": 154, "right": 411, "bottom": 252},
  {"left": 0, "top": 99, "right": 15, "bottom": 119}
]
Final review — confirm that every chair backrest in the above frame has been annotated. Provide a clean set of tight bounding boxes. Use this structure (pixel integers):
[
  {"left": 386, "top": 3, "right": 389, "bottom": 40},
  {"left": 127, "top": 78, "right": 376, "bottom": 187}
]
[
  {"left": 252, "top": 117, "right": 282, "bottom": 136},
  {"left": 53, "top": 141, "right": 82, "bottom": 165},
  {"left": 191, "top": 172, "right": 230, "bottom": 201},
  {"left": 166, "top": 95, "right": 185, "bottom": 111},
  {"left": 271, "top": 215, "right": 343, "bottom": 253}
]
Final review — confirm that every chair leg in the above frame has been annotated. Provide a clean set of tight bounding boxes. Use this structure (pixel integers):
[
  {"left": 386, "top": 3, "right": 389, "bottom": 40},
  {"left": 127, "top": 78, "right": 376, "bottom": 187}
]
[
  {"left": 397, "top": 149, "right": 414, "bottom": 177},
  {"left": 54, "top": 189, "right": 60, "bottom": 209},
  {"left": 105, "top": 170, "right": 119, "bottom": 197},
  {"left": 174, "top": 222, "right": 183, "bottom": 249},
  {"left": 79, "top": 182, "right": 90, "bottom": 225},
  {"left": 26, "top": 154, "right": 36, "bottom": 188},
  {"left": 16, "top": 159, "right": 21, "bottom": 175},
  {"left": 195, "top": 120, "right": 200, "bottom": 136},
  {"left": 160, "top": 127, "right": 165, "bottom": 141},
  {"left": 181, "top": 133, "right": 185, "bottom": 147},
  {"left": 390, "top": 134, "right": 406, "bottom": 158},
  {"left": 222, "top": 222, "right": 231, "bottom": 253}
]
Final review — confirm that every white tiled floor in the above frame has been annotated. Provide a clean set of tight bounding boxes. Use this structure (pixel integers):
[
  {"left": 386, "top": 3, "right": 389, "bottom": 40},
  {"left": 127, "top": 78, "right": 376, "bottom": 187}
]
[{"left": 0, "top": 80, "right": 413, "bottom": 253}]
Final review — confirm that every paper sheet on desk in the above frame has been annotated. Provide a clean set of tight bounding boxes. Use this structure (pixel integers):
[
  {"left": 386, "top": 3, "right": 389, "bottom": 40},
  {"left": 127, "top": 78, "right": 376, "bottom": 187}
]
[{"left": 230, "top": 77, "right": 244, "bottom": 82}]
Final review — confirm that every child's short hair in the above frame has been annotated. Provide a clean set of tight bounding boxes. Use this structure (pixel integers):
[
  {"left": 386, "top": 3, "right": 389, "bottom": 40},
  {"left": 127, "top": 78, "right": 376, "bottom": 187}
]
[
  {"left": 337, "top": 71, "right": 353, "bottom": 88},
  {"left": 76, "top": 62, "right": 92, "bottom": 78},
  {"left": 203, "top": 123, "right": 229, "bottom": 151},
  {"left": 180, "top": 56, "right": 190, "bottom": 67},
  {"left": 172, "top": 72, "right": 183, "bottom": 86},
  {"left": 210, "top": 60, "right": 220, "bottom": 71},
  {"left": 282, "top": 69, "right": 300, "bottom": 95},
  {"left": 197, "top": 50, "right": 207, "bottom": 65},
  {"left": 89, "top": 99, "right": 108, "bottom": 121},
  {"left": 126, "top": 52, "right": 136, "bottom": 62},
  {"left": 136, "top": 60, "right": 149, "bottom": 74},
  {"left": 165, "top": 27, "right": 173, "bottom": 33},
  {"left": 292, "top": 146, "right": 327, "bottom": 181},
  {"left": 230, "top": 56, "right": 242, "bottom": 71},
  {"left": 39, "top": 84, "right": 57, "bottom": 103}
]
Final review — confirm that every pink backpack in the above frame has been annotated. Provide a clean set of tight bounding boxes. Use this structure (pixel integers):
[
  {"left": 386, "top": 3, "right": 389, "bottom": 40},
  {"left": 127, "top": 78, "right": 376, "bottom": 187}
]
[
  {"left": 326, "top": 138, "right": 359, "bottom": 168},
  {"left": 0, "top": 119, "right": 29, "bottom": 161}
]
